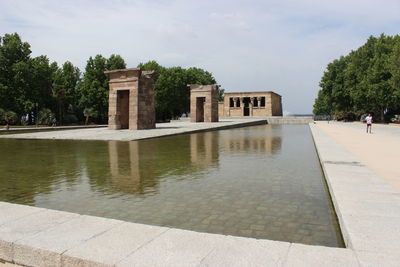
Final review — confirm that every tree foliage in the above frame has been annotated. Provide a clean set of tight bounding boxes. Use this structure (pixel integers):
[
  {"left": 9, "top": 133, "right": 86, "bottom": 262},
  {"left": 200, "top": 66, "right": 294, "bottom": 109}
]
[
  {"left": 52, "top": 61, "right": 81, "bottom": 124},
  {"left": 138, "top": 61, "right": 217, "bottom": 121},
  {"left": 78, "top": 54, "right": 126, "bottom": 123},
  {"left": 314, "top": 34, "right": 400, "bottom": 121},
  {"left": 0, "top": 32, "right": 217, "bottom": 125}
]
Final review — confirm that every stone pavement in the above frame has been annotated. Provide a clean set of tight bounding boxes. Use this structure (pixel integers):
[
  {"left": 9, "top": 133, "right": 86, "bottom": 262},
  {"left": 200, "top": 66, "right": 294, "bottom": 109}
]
[
  {"left": 0, "top": 117, "right": 313, "bottom": 141},
  {"left": 0, "top": 119, "right": 267, "bottom": 141},
  {"left": 1, "top": 125, "right": 105, "bottom": 133},
  {"left": 0, "top": 122, "right": 399, "bottom": 266},
  {"left": 316, "top": 121, "right": 400, "bottom": 192},
  {"left": 0, "top": 202, "right": 360, "bottom": 267},
  {"left": 311, "top": 122, "right": 400, "bottom": 265}
]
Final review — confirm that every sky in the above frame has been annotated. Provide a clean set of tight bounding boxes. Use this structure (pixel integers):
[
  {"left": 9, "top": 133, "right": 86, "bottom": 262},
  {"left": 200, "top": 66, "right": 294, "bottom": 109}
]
[{"left": 1, "top": 0, "right": 399, "bottom": 114}]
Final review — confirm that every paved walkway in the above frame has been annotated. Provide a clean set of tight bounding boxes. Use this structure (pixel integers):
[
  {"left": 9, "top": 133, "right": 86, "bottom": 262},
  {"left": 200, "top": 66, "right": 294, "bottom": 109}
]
[
  {"left": 0, "top": 119, "right": 268, "bottom": 141},
  {"left": 1, "top": 125, "right": 106, "bottom": 132},
  {"left": 316, "top": 121, "right": 400, "bottom": 192},
  {"left": 0, "top": 117, "right": 313, "bottom": 141}
]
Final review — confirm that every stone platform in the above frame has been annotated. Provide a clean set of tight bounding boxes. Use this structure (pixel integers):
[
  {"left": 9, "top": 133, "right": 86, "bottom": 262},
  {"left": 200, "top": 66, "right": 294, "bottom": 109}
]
[
  {"left": 0, "top": 119, "right": 268, "bottom": 141},
  {"left": 0, "top": 117, "right": 313, "bottom": 142}
]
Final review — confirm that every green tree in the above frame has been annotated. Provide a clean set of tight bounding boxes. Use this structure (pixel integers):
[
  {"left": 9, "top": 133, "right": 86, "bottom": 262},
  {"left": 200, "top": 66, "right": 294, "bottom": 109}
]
[
  {"left": 79, "top": 54, "right": 126, "bottom": 123},
  {"left": 3, "top": 110, "right": 18, "bottom": 128},
  {"left": 365, "top": 34, "right": 396, "bottom": 121},
  {"left": 313, "top": 90, "right": 332, "bottom": 115},
  {"left": 154, "top": 66, "right": 217, "bottom": 121},
  {"left": 314, "top": 33, "right": 400, "bottom": 121},
  {"left": 138, "top": 60, "right": 165, "bottom": 82},
  {"left": 37, "top": 108, "right": 55, "bottom": 125},
  {"left": 0, "top": 33, "right": 58, "bottom": 124},
  {"left": 218, "top": 88, "right": 225, "bottom": 102},
  {"left": 83, "top": 107, "right": 97, "bottom": 125},
  {"left": 389, "top": 37, "right": 400, "bottom": 106},
  {"left": 107, "top": 54, "right": 126, "bottom": 70},
  {"left": 53, "top": 61, "right": 81, "bottom": 124},
  {"left": 155, "top": 67, "right": 187, "bottom": 120},
  {"left": 30, "top": 56, "right": 57, "bottom": 119},
  {"left": 0, "top": 33, "right": 32, "bottom": 116}
]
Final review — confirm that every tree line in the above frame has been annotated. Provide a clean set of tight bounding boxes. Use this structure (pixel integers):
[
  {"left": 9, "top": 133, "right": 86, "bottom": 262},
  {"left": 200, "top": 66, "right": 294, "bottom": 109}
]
[
  {"left": 0, "top": 33, "right": 219, "bottom": 126},
  {"left": 313, "top": 33, "right": 400, "bottom": 122}
]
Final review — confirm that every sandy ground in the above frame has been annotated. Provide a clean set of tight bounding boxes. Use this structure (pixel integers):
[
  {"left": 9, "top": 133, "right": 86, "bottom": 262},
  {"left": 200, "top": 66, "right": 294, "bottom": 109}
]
[{"left": 316, "top": 121, "right": 400, "bottom": 193}]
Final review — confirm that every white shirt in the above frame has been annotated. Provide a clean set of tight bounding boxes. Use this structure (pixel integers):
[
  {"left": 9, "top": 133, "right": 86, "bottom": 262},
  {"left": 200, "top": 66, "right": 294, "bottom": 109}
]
[{"left": 366, "top": 116, "right": 372, "bottom": 124}]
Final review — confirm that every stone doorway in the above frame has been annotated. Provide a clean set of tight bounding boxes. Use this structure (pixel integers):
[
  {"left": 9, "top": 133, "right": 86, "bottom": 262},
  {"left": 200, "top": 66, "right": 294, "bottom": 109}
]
[
  {"left": 105, "top": 68, "right": 156, "bottom": 130},
  {"left": 243, "top": 97, "right": 251, "bottom": 116},
  {"left": 196, "top": 97, "right": 206, "bottom": 122},
  {"left": 117, "top": 90, "right": 130, "bottom": 129},
  {"left": 189, "top": 84, "right": 219, "bottom": 123}
]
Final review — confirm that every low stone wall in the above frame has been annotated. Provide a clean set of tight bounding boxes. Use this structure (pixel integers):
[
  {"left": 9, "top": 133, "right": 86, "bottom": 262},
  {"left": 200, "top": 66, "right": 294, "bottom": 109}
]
[
  {"left": 266, "top": 116, "right": 313, "bottom": 124},
  {"left": 217, "top": 116, "right": 314, "bottom": 125}
]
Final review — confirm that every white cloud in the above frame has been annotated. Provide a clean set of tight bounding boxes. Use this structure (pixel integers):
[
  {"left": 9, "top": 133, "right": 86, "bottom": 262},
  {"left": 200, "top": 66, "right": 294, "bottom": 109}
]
[{"left": 1, "top": 0, "right": 399, "bottom": 114}]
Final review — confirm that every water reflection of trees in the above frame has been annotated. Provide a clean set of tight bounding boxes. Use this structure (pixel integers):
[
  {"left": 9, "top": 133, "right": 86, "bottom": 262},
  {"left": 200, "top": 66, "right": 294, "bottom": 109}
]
[{"left": 0, "top": 139, "right": 84, "bottom": 204}]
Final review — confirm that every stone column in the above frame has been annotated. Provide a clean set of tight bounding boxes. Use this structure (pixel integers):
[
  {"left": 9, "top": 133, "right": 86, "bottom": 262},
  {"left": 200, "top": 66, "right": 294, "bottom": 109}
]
[
  {"left": 240, "top": 97, "right": 244, "bottom": 115},
  {"left": 233, "top": 97, "right": 238, "bottom": 108},
  {"left": 266, "top": 94, "right": 272, "bottom": 116},
  {"left": 250, "top": 97, "right": 254, "bottom": 116}
]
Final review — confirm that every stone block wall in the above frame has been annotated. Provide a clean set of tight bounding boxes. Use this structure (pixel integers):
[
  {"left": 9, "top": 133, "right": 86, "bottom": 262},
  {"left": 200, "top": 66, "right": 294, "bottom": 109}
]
[
  {"left": 271, "top": 93, "right": 283, "bottom": 116},
  {"left": 105, "top": 68, "right": 155, "bottom": 130},
  {"left": 137, "top": 71, "right": 156, "bottom": 129},
  {"left": 190, "top": 84, "right": 219, "bottom": 123},
  {"left": 220, "top": 91, "right": 282, "bottom": 117}
]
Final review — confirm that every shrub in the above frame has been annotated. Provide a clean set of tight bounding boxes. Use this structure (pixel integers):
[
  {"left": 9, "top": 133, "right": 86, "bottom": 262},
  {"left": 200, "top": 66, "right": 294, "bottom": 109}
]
[
  {"left": 391, "top": 115, "right": 400, "bottom": 123},
  {"left": 38, "top": 108, "right": 55, "bottom": 125},
  {"left": 83, "top": 108, "right": 98, "bottom": 125},
  {"left": 334, "top": 111, "right": 356, "bottom": 122},
  {"left": 3, "top": 111, "right": 18, "bottom": 125},
  {"left": 64, "top": 114, "right": 78, "bottom": 124}
]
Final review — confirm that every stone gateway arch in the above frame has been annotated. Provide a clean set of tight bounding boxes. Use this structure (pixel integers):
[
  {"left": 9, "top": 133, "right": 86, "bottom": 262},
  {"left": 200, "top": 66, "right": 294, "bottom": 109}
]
[
  {"left": 189, "top": 84, "right": 219, "bottom": 123},
  {"left": 105, "top": 68, "right": 156, "bottom": 130}
]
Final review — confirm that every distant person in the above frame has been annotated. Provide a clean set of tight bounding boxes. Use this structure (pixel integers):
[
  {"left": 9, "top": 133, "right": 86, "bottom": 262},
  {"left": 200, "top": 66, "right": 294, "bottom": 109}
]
[
  {"left": 52, "top": 117, "right": 57, "bottom": 127},
  {"left": 366, "top": 114, "right": 372, "bottom": 133}
]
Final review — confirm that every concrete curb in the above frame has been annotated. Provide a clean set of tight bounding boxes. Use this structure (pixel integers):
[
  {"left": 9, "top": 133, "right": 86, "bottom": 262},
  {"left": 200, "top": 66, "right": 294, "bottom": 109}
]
[
  {"left": 0, "top": 202, "right": 358, "bottom": 267},
  {"left": 309, "top": 123, "right": 400, "bottom": 264}
]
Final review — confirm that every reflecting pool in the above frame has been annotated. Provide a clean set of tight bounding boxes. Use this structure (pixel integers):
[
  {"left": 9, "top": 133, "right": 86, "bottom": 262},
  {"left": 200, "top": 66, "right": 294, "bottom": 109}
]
[{"left": 0, "top": 125, "right": 344, "bottom": 247}]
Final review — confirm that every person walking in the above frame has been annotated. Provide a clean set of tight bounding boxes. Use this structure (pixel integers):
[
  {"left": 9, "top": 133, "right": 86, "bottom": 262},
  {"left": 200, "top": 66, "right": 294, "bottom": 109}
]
[{"left": 366, "top": 113, "right": 372, "bottom": 133}]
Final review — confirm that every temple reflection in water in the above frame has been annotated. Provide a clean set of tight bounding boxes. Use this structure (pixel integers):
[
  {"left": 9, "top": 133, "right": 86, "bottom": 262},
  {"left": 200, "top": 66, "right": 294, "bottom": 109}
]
[
  {"left": 107, "top": 126, "right": 282, "bottom": 194},
  {"left": 108, "top": 131, "right": 220, "bottom": 194}
]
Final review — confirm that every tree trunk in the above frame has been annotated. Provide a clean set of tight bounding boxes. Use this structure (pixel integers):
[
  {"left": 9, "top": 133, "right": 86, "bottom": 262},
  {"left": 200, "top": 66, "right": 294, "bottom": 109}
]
[
  {"left": 380, "top": 109, "right": 384, "bottom": 122},
  {"left": 85, "top": 115, "right": 89, "bottom": 125},
  {"left": 28, "top": 113, "right": 33, "bottom": 125},
  {"left": 59, "top": 100, "right": 63, "bottom": 126}
]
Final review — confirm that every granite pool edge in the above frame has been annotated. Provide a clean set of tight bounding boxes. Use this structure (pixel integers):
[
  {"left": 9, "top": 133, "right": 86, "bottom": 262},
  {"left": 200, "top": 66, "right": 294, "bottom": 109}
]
[
  {"left": 309, "top": 123, "right": 400, "bottom": 265},
  {"left": 132, "top": 119, "right": 269, "bottom": 141},
  {"left": 0, "top": 124, "right": 397, "bottom": 266},
  {"left": 0, "top": 119, "right": 268, "bottom": 142}
]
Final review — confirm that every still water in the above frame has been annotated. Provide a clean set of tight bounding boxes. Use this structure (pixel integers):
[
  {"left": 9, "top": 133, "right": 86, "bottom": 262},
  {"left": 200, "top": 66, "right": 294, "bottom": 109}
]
[{"left": 0, "top": 125, "right": 343, "bottom": 247}]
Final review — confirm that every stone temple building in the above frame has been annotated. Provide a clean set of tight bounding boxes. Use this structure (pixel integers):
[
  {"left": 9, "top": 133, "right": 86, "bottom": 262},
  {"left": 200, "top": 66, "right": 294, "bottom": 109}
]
[
  {"left": 219, "top": 91, "right": 282, "bottom": 117},
  {"left": 105, "top": 68, "right": 155, "bottom": 130},
  {"left": 189, "top": 84, "right": 219, "bottom": 123}
]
